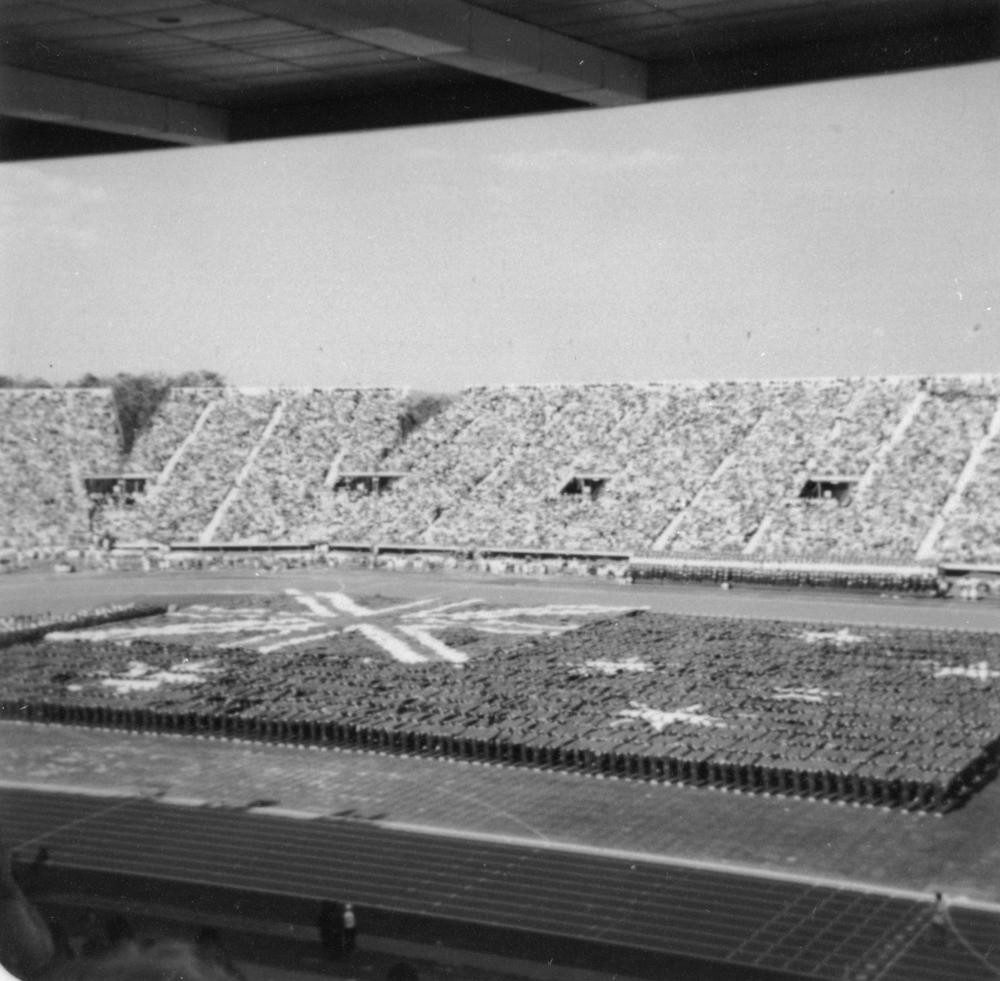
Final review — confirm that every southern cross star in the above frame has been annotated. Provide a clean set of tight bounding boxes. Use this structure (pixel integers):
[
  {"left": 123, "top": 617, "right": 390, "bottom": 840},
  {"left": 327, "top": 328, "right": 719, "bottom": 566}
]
[
  {"left": 797, "top": 627, "right": 868, "bottom": 646},
  {"left": 615, "top": 702, "right": 727, "bottom": 731},
  {"left": 933, "top": 661, "right": 1000, "bottom": 681}
]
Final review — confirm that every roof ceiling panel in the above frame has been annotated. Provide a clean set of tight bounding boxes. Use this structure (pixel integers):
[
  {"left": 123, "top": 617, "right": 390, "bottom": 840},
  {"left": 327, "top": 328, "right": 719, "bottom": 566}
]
[
  {"left": 133, "top": 43, "right": 231, "bottom": 66},
  {"left": 154, "top": 48, "right": 275, "bottom": 68},
  {"left": 192, "top": 59, "right": 304, "bottom": 77},
  {"left": 164, "top": 15, "right": 308, "bottom": 43},
  {"left": 59, "top": 0, "right": 197, "bottom": 12},
  {"left": 96, "top": 67, "right": 214, "bottom": 95},
  {"left": 70, "top": 31, "right": 195, "bottom": 54},
  {"left": 674, "top": 0, "right": 825, "bottom": 22},
  {"left": 669, "top": 0, "right": 819, "bottom": 11},
  {"left": 551, "top": 0, "right": 664, "bottom": 20},
  {"left": 681, "top": 11, "right": 839, "bottom": 49},
  {"left": 560, "top": 11, "right": 685, "bottom": 36},
  {"left": 216, "top": 65, "right": 316, "bottom": 83},
  {"left": 470, "top": 0, "right": 565, "bottom": 13},
  {"left": 15, "top": 16, "right": 143, "bottom": 39},
  {"left": 240, "top": 36, "right": 371, "bottom": 60},
  {"left": 198, "top": 67, "right": 329, "bottom": 92},
  {"left": 0, "top": 3, "right": 82, "bottom": 27},
  {"left": 311, "top": 58, "right": 423, "bottom": 80},
  {"left": 117, "top": 4, "right": 258, "bottom": 29},
  {"left": 527, "top": 2, "right": 655, "bottom": 28},
  {"left": 290, "top": 48, "right": 408, "bottom": 69},
  {"left": 216, "top": 57, "right": 446, "bottom": 103}
]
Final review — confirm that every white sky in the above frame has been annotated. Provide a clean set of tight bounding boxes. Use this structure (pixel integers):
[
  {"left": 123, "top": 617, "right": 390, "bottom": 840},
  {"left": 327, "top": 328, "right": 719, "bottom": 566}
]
[{"left": 1, "top": 60, "right": 998, "bottom": 391}]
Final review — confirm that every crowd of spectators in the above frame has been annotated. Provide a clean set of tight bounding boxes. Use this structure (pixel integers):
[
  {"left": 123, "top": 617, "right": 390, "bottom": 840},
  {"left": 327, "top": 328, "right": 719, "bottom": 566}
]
[
  {"left": 938, "top": 436, "right": 1000, "bottom": 562},
  {"left": 760, "top": 382, "right": 999, "bottom": 558},
  {"left": 935, "top": 386, "right": 1000, "bottom": 562},
  {"left": 127, "top": 387, "right": 218, "bottom": 476},
  {"left": 423, "top": 382, "right": 758, "bottom": 551},
  {"left": 754, "top": 380, "right": 919, "bottom": 557},
  {"left": 312, "top": 381, "right": 778, "bottom": 551},
  {"left": 666, "top": 379, "right": 857, "bottom": 553},
  {"left": 5, "top": 377, "right": 1000, "bottom": 563},
  {"left": 153, "top": 389, "right": 283, "bottom": 540},
  {"left": 0, "top": 388, "right": 119, "bottom": 549},
  {"left": 216, "top": 388, "right": 406, "bottom": 543},
  {"left": 854, "top": 384, "right": 997, "bottom": 555},
  {"left": 100, "top": 390, "right": 281, "bottom": 542},
  {"left": 94, "top": 387, "right": 223, "bottom": 543},
  {"left": 316, "top": 385, "right": 537, "bottom": 543}
]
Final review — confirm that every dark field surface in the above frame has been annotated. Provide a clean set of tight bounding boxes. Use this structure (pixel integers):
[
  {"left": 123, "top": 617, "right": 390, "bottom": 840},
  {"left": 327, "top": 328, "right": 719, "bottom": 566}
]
[{"left": 3, "top": 568, "right": 1000, "bottom": 980}]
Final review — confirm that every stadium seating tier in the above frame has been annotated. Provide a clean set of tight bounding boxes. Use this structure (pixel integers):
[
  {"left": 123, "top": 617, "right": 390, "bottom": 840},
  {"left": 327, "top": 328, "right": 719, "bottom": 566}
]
[{"left": 3, "top": 377, "right": 999, "bottom": 561}]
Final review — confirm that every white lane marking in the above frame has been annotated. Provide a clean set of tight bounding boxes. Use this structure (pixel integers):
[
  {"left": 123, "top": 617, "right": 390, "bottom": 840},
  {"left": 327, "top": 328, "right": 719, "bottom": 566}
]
[
  {"left": 257, "top": 628, "right": 344, "bottom": 654},
  {"left": 217, "top": 633, "right": 274, "bottom": 649},
  {"left": 397, "top": 624, "right": 468, "bottom": 664},
  {"left": 318, "top": 592, "right": 436, "bottom": 617},
  {"left": 284, "top": 588, "right": 338, "bottom": 618},
  {"left": 345, "top": 623, "right": 428, "bottom": 664},
  {"left": 414, "top": 598, "right": 483, "bottom": 616},
  {"left": 318, "top": 592, "right": 371, "bottom": 617}
]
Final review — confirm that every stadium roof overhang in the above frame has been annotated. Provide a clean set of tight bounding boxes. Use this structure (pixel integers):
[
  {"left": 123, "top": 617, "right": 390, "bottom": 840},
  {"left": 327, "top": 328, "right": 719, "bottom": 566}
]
[{"left": 2, "top": 0, "right": 999, "bottom": 161}]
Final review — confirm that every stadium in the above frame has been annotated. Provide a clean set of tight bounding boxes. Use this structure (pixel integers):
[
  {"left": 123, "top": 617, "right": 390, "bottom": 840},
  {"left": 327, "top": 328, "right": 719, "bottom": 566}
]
[{"left": 3, "top": 2, "right": 1000, "bottom": 980}]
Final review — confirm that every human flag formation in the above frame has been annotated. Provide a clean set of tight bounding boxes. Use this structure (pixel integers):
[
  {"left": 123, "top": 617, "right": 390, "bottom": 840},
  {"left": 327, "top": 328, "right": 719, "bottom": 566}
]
[{"left": 49, "top": 589, "right": 642, "bottom": 665}]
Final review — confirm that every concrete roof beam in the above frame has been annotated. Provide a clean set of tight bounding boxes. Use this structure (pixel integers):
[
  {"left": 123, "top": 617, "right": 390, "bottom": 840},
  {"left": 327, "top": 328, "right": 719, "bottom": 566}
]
[
  {"left": 336, "top": 0, "right": 648, "bottom": 104},
  {"left": 0, "top": 65, "right": 229, "bottom": 145}
]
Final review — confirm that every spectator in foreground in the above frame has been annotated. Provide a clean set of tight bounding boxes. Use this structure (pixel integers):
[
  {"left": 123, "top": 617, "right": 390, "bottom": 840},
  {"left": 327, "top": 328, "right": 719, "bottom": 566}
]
[
  {"left": 318, "top": 899, "right": 346, "bottom": 958},
  {"left": 0, "top": 844, "right": 55, "bottom": 980},
  {"left": 930, "top": 891, "right": 951, "bottom": 948},
  {"left": 38, "top": 939, "right": 245, "bottom": 980},
  {"left": 386, "top": 963, "right": 419, "bottom": 981},
  {"left": 342, "top": 902, "right": 357, "bottom": 955},
  {"left": 317, "top": 899, "right": 358, "bottom": 958},
  {"left": 195, "top": 928, "right": 246, "bottom": 981}
]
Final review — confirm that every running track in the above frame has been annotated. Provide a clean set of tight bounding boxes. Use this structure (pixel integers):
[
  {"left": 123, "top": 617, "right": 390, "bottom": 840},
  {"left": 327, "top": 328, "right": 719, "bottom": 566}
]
[{"left": 3, "top": 785, "right": 998, "bottom": 981}]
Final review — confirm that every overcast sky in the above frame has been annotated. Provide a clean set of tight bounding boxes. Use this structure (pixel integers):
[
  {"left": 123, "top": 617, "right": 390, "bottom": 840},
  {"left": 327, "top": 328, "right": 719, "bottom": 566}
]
[{"left": 2, "top": 60, "right": 997, "bottom": 391}]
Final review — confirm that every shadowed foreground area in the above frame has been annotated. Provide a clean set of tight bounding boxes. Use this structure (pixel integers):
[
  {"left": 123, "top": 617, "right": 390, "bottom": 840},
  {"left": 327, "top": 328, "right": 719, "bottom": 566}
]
[{"left": 3, "top": 785, "right": 1000, "bottom": 981}]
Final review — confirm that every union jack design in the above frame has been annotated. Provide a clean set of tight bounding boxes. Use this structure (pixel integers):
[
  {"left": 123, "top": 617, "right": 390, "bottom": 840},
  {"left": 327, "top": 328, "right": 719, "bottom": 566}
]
[{"left": 49, "top": 589, "right": 642, "bottom": 665}]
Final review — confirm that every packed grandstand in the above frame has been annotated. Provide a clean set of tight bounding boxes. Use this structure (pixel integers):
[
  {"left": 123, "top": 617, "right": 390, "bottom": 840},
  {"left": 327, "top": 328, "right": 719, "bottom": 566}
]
[{"left": 3, "top": 375, "right": 999, "bottom": 565}]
